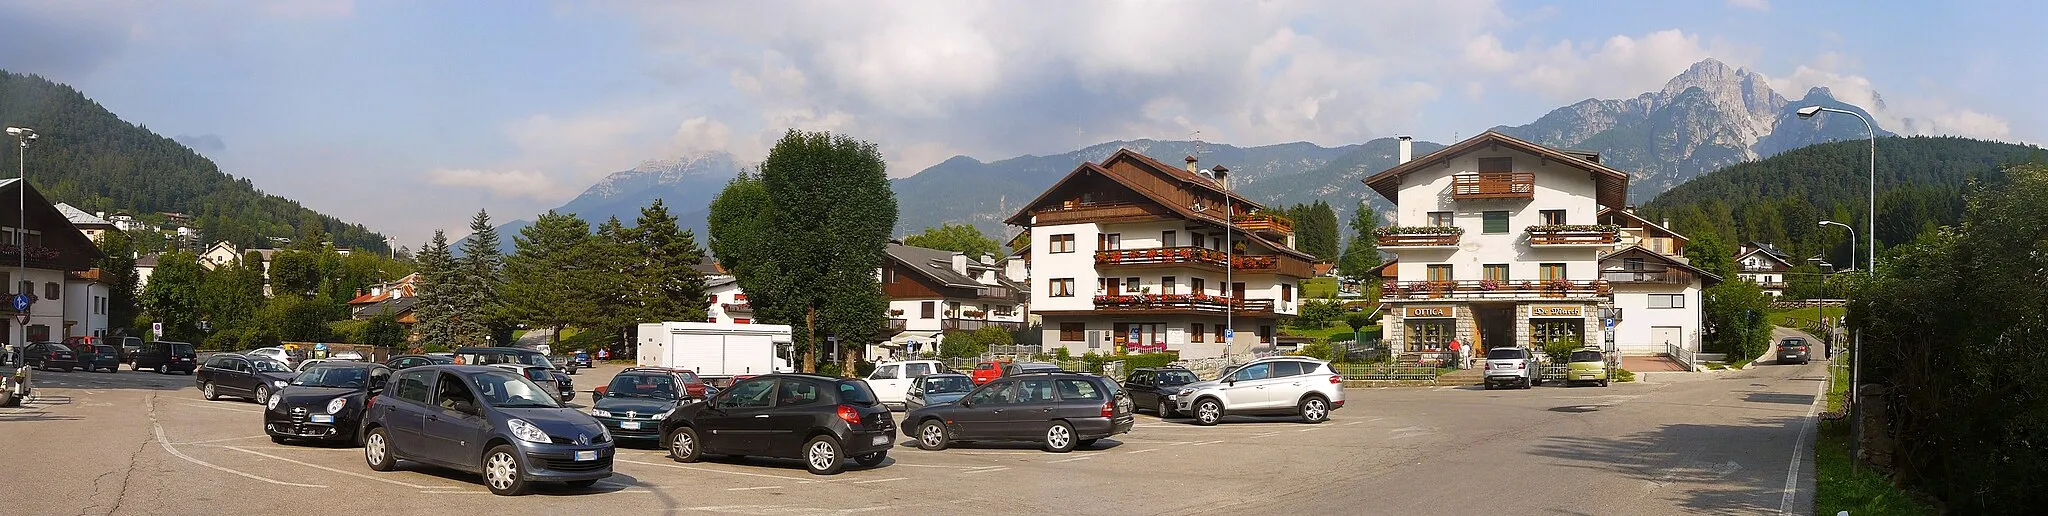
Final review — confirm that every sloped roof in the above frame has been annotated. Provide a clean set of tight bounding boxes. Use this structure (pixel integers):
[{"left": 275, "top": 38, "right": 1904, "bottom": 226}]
[
  {"left": 353, "top": 296, "right": 417, "bottom": 318},
  {"left": 885, "top": 242, "right": 984, "bottom": 289},
  {"left": 54, "top": 203, "right": 114, "bottom": 227},
  {"left": 1602, "top": 245, "right": 1724, "bottom": 286},
  {"left": 1598, "top": 208, "right": 1691, "bottom": 245},
  {"left": 1001, "top": 149, "right": 1315, "bottom": 262},
  {"left": 1736, "top": 244, "right": 1794, "bottom": 267},
  {"left": 705, "top": 275, "right": 738, "bottom": 289},
  {"left": 136, "top": 254, "right": 160, "bottom": 267},
  {"left": 1362, "top": 130, "right": 1630, "bottom": 208}
]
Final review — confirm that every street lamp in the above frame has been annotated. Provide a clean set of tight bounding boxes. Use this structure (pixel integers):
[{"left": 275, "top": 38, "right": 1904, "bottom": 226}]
[
  {"left": 1198, "top": 165, "right": 1234, "bottom": 358},
  {"left": 6, "top": 127, "right": 35, "bottom": 351},
  {"left": 1800, "top": 106, "right": 1877, "bottom": 473}
]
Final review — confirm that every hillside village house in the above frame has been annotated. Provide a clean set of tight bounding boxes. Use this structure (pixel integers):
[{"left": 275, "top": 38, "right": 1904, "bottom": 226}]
[
  {"left": 55, "top": 203, "right": 115, "bottom": 244},
  {"left": 346, "top": 273, "right": 418, "bottom": 326},
  {"left": 704, "top": 276, "right": 749, "bottom": 324},
  {"left": 878, "top": 241, "right": 1029, "bottom": 360},
  {"left": 1735, "top": 242, "right": 1794, "bottom": 297},
  {"left": 1364, "top": 132, "right": 1715, "bottom": 363},
  {"left": 0, "top": 179, "right": 109, "bottom": 345},
  {"left": 1011, "top": 149, "right": 1311, "bottom": 359}
]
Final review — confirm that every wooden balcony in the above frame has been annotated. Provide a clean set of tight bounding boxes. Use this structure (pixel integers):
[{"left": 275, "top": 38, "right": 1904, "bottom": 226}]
[
  {"left": 1095, "top": 246, "right": 1227, "bottom": 270},
  {"left": 721, "top": 302, "right": 752, "bottom": 313},
  {"left": 941, "top": 318, "right": 1026, "bottom": 332},
  {"left": 1381, "top": 279, "right": 1611, "bottom": 300},
  {"left": 1451, "top": 173, "right": 1535, "bottom": 200},
  {"left": 1233, "top": 213, "right": 1295, "bottom": 238},
  {"left": 1031, "top": 200, "right": 1165, "bottom": 225},
  {"left": 1527, "top": 225, "right": 1620, "bottom": 246},
  {"left": 1375, "top": 228, "right": 1463, "bottom": 247},
  {"left": 887, "top": 318, "right": 908, "bottom": 332},
  {"left": 1601, "top": 269, "right": 1696, "bottom": 285},
  {"left": 1229, "top": 254, "right": 1316, "bottom": 277},
  {"left": 1089, "top": 294, "right": 1279, "bottom": 316}
]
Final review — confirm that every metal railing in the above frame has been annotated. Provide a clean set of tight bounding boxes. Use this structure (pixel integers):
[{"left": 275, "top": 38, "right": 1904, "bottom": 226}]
[
  {"left": 1665, "top": 340, "right": 1698, "bottom": 372},
  {"left": 1333, "top": 363, "right": 1441, "bottom": 382}
]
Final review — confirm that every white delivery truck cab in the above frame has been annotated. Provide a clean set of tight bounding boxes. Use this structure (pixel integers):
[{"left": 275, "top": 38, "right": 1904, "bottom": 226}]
[{"left": 636, "top": 322, "right": 796, "bottom": 387}]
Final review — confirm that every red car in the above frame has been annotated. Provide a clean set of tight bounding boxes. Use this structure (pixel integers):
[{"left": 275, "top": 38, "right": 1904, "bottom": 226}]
[
  {"left": 604, "top": 366, "right": 712, "bottom": 399},
  {"left": 970, "top": 360, "right": 1008, "bottom": 385}
]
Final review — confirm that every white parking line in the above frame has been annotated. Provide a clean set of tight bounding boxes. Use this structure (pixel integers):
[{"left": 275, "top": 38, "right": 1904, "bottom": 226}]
[
  {"left": 1298, "top": 427, "right": 1322, "bottom": 432},
  {"left": 1124, "top": 448, "right": 1159, "bottom": 455},
  {"left": 1343, "top": 421, "right": 1363, "bottom": 426},
  {"left": 171, "top": 435, "right": 272, "bottom": 445},
  {"left": 1047, "top": 456, "right": 1094, "bottom": 464},
  {"left": 852, "top": 477, "right": 907, "bottom": 484},
  {"left": 177, "top": 402, "right": 261, "bottom": 414},
  {"left": 890, "top": 463, "right": 999, "bottom": 470},
  {"left": 950, "top": 451, "right": 1044, "bottom": 455},
  {"left": 222, "top": 445, "right": 457, "bottom": 490},
  {"left": 616, "top": 458, "right": 813, "bottom": 483},
  {"left": 961, "top": 467, "right": 1009, "bottom": 474},
  {"left": 726, "top": 485, "right": 784, "bottom": 491},
  {"left": 1188, "top": 440, "right": 1225, "bottom": 446},
  {"left": 1248, "top": 432, "right": 1281, "bottom": 438},
  {"left": 152, "top": 423, "right": 325, "bottom": 488}
]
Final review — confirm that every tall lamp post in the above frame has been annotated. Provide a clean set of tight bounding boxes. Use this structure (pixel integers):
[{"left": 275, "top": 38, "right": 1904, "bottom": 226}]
[
  {"left": 5, "top": 127, "right": 35, "bottom": 351},
  {"left": 1799, "top": 106, "right": 1876, "bottom": 472},
  {"left": 1199, "top": 165, "right": 1233, "bottom": 358}
]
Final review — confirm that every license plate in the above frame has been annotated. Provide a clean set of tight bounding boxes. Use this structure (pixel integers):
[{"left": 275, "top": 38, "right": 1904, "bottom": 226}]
[
  {"left": 309, "top": 415, "right": 334, "bottom": 423},
  {"left": 621, "top": 421, "right": 640, "bottom": 430},
  {"left": 575, "top": 450, "right": 598, "bottom": 461},
  {"left": 872, "top": 435, "right": 890, "bottom": 446}
]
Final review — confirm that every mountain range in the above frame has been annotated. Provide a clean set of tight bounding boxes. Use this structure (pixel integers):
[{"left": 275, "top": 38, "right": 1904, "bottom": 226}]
[{"left": 477, "top": 58, "right": 1901, "bottom": 255}]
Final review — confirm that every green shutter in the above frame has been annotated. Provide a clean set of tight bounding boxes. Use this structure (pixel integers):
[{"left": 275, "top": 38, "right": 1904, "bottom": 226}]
[{"left": 1483, "top": 211, "right": 1509, "bottom": 234}]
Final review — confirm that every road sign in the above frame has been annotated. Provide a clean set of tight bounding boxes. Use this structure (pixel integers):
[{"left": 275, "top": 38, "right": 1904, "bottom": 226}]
[
  {"left": 10, "top": 294, "right": 27, "bottom": 312},
  {"left": 152, "top": 322, "right": 163, "bottom": 336},
  {"left": 1224, "top": 328, "right": 1236, "bottom": 340}
]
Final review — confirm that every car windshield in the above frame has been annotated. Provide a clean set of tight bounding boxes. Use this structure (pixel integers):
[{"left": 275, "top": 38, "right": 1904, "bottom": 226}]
[
  {"left": 1155, "top": 370, "right": 1198, "bottom": 385},
  {"left": 1569, "top": 351, "right": 1604, "bottom": 363},
  {"left": 922, "top": 376, "right": 973, "bottom": 394},
  {"left": 293, "top": 367, "right": 369, "bottom": 388},
  {"left": 607, "top": 374, "right": 678, "bottom": 399},
  {"left": 1486, "top": 349, "right": 1527, "bottom": 360},
  {"left": 250, "top": 359, "right": 291, "bottom": 373},
  {"left": 520, "top": 354, "right": 551, "bottom": 367},
  {"left": 170, "top": 343, "right": 195, "bottom": 355},
  {"left": 472, "top": 370, "right": 561, "bottom": 408},
  {"left": 837, "top": 380, "right": 879, "bottom": 406}
]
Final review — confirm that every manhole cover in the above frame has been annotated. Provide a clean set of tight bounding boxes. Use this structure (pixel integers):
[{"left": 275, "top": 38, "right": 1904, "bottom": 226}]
[{"left": 1550, "top": 405, "right": 1601, "bottom": 413}]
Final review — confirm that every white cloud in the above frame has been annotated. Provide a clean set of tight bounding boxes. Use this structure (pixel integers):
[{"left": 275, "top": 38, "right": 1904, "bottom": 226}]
[
  {"left": 1727, "top": 0, "right": 1770, "bottom": 12},
  {"left": 427, "top": 169, "right": 559, "bottom": 199},
  {"left": 1494, "top": 29, "right": 1749, "bottom": 102},
  {"left": 1773, "top": 59, "right": 2013, "bottom": 140}
]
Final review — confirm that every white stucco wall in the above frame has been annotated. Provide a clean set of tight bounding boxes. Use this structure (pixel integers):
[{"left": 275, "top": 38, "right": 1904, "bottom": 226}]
[
  {"left": 1030, "top": 222, "right": 1102, "bottom": 312},
  {"left": 704, "top": 280, "right": 747, "bottom": 324},
  {"left": 1389, "top": 149, "right": 1605, "bottom": 284},
  {"left": 62, "top": 280, "right": 108, "bottom": 338},
  {"left": 1610, "top": 283, "right": 1703, "bottom": 355}
]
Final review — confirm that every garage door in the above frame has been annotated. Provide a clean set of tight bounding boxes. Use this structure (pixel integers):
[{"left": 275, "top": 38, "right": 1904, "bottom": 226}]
[{"left": 1650, "top": 326, "right": 1683, "bottom": 354}]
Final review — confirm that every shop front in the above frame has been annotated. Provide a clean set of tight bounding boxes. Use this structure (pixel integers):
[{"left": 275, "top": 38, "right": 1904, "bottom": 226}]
[
  {"left": 1401, "top": 305, "right": 1458, "bottom": 353},
  {"left": 1527, "top": 304, "right": 1589, "bottom": 353}
]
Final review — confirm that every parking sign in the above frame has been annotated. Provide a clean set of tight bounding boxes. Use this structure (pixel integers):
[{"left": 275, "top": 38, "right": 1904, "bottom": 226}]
[
  {"left": 1224, "top": 328, "right": 1235, "bottom": 340},
  {"left": 152, "top": 322, "right": 163, "bottom": 336}
]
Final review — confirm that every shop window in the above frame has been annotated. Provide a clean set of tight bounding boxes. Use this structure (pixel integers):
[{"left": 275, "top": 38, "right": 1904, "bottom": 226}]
[
  {"left": 1530, "top": 320, "right": 1584, "bottom": 349},
  {"left": 1405, "top": 320, "right": 1454, "bottom": 352}
]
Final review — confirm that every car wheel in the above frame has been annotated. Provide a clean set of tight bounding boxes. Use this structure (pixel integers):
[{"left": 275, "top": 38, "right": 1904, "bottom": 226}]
[
  {"left": 802, "top": 435, "right": 845, "bottom": 475},
  {"left": 1194, "top": 399, "right": 1223, "bottom": 426},
  {"left": 1600, "top": 379, "right": 1609, "bottom": 387},
  {"left": 667, "top": 427, "right": 702, "bottom": 463},
  {"left": 482, "top": 445, "right": 529, "bottom": 496},
  {"left": 1157, "top": 400, "right": 1177, "bottom": 418},
  {"left": 916, "top": 420, "right": 949, "bottom": 451},
  {"left": 201, "top": 382, "right": 219, "bottom": 401},
  {"left": 364, "top": 427, "right": 397, "bottom": 471},
  {"left": 254, "top": 385, "right": 272, "bottom": 405},
  {"left": 1299, "top": 396, "right": 1330, "bottom": 424},
  {"left": 564, "top": 479, "right": 599, "bottom": 489},
  {"left": 1043, "top": 421, "right": 1077, "bottom": 453},
  {"left": 854, "top": 451, "right": 887, "bottom": 468}
]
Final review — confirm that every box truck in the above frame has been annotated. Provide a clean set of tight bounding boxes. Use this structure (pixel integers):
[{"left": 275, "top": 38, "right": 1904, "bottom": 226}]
[{"left": 636, "top": 322, "right": 795, "bottom": 386}]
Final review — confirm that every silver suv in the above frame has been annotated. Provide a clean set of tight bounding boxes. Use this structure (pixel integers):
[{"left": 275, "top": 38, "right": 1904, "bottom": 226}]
[
  {"left": 1173, "top": 357, "right": 1345, "bottom": 426},
  {"left": 1483, "top": 347, "right": 1544, "bottom": 390}
]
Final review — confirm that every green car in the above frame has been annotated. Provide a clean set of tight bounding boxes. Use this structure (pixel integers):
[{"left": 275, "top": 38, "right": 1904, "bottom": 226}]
[{"left": 1565, "top": 348, "right": 1610, "bottom": 387}]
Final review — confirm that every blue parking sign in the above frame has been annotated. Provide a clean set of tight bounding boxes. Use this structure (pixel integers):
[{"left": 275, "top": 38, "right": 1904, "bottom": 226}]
[{"left": 1224, "top": 328, "right": 1235, "bottom": 340}]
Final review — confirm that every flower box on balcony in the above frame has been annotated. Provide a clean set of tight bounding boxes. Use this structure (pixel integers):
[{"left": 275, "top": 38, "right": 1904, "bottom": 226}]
[
  {"left": 1373, "top": 226, "right": 1464, "bottom": 246},
  {"left": 888, "top": 309, "right": 904, "bottom": 316},
  {"left": 962, "top": 310, "right": 986, "bottom": 318},
  {"left": 0, "top": 244, "right": 60, "bottom": 261},
  {"left": 1526, "top": 224, "right": 1621, "bottom": 245}
]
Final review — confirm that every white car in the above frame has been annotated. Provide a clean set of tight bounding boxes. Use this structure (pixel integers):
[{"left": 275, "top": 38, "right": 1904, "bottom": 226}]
[
  {"left": 1173, "top": 357, "right": 1346, "bottom": 426},
  {"left": 1483, "top": 347, "right": 1544, "bottom": 390},
  {"left": 865, "top": 360, "right": 949, "bottom": 409},
  {"left": 247, "top": 347, "right": 297, "bottom": 368},
  {"left": 329, "top": 351, "right": 364, "bottom": 361}
]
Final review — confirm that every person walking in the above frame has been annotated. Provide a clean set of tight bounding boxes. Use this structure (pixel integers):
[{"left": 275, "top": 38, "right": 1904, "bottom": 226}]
[{"left": 1447, "top": 338, "right": 1463, "bottom": 369}]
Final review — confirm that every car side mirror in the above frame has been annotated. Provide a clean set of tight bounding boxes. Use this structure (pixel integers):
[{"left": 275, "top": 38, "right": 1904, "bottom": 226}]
[{"left": 1224, "top": 377, "right": 1237, "bottom": 385}]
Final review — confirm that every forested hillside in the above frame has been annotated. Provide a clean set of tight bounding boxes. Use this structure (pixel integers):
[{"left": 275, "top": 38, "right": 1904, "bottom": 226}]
[
  {"left": 0, "top": 71, "right": 388, "bottom": 251},
  {"left": 1644, "top": 136, "right": 2046, "bottom": 269}
]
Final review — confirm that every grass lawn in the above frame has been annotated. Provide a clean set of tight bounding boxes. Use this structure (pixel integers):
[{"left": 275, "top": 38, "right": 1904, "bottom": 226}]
[
  {"left": 1301, "top": 277, "right": 1339, "bottom": 298},
  {"left": 1768, "top": 307, "right": 1835, "bottom": 328},
  {"left": 1814, "top": 353, "right": 1938, "bottom": 515},
  {"left": 1281, "top": 323, "right": 1381, "bottom": 343}
]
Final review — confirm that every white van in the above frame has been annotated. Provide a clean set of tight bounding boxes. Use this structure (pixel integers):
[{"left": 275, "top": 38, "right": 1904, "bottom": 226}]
[{"left": 866, "top": 360, "right": 951, "bottom": 409}]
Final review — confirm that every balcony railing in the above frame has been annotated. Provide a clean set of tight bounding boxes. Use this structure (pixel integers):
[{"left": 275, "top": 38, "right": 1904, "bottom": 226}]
[
  {"left": 887, "top": 318, "right": 908, "bottom": 332},
  {"left": 941, "top": 318, "right": 1026, "bottom": 332},
  {"left": 721, "top": 302, "right": 752, "bottom": 313},
  {"left": 1452, "top": 173, "right": 1535, "bottom": 200},
  {"left": 1031, "top": 200, "right": 1158, "bottom": 224},
  {"left": 1233, "top": 213, "right": 1295, "bottom": 235},
  {"left": 1527, "top": 225, "right": 1620, "bottom": 246},
  {"left": 1095, "top": 246, "right": 1228, "bottom": 268},
  {"left": 1373, "top": 226, "right": 1464, "bottom": 247},
  {"left": 1601, "top": 269, "right": 1695, "bottom": 285},
  {"left": 1381, "top": 279, "right": 1611, "bottom": 300},
  {"left": 1092, "top": 294, "right": 1278, "bottom": 315}
]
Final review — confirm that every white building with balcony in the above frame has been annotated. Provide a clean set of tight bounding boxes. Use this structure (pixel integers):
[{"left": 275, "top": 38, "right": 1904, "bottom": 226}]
[
  {"left": 879, "top": 242, "right": 1029, "bottom": 359},
  {"left": 1009, "top": 149, "right": 1313, "bottom": 359},
  {"left": 1735, "top": 242, "right": 1794, "bottom": 298},
  {"left": 1364, "top": 132, "right": 1715, "bottom": 362}
]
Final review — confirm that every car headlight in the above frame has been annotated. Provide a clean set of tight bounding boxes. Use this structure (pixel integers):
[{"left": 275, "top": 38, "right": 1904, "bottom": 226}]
[
  {"left": 588, "top": 408, "right": 611, "bottom": 417},
  {"left": 654, "top": 409, "right": 674, "bottom": 419},
  {"left": 272, "top": 380, "right": 288, "bottom": 389},
  {"left": 507, "top": 418, "right": 551, "bottom": 444},
  {"left": 266, "top": 395, "right": 281, "bottom": 410},
  {"left": 327, "top": 398, "right": 348, "bottom": 415},
  {"left": 1177, "top": 388, "right": 1195, "bottom": 397}
]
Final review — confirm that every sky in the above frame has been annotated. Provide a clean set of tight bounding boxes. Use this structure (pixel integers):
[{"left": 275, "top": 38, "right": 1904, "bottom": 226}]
[{"left": 0, "top": 0, "right": 2040, "bottom": 245}]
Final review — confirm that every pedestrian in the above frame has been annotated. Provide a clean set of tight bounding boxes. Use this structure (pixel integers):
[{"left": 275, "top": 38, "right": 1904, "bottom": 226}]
[
  {"left": 1458, "top": 338, "right": 1473, "bottom": 369},
  {"left": 1447, "top": 338, "right": 1462, "bottom": 369}
]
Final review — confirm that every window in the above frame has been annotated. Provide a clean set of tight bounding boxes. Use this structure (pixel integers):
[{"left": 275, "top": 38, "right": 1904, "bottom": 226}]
[
  {"left": 1056, "top": 379, "right": 1103, "bottom": 401},
  {"left": 1269, "top": 361, "right": 1303, "bottom": 378},
  {"left": 1482, "top": 211, "right": 1510, "bottom": 234},
  {"left": 1623, "top": 258, "right": 1646, "bottom": 271},
  {"left": 906, "top": 363, "right": 933, "bottom": 378},
  {"left": 921, "top": 301, "right": 935, "bottom": 319},
  {"left": 1530, "top": 320, "right": 1584, "bottom": 349},
  {"left": 1161, "top": 276, "right": 1176, "bottom": 294},
  {"left": 1050, "top": 234, "right": 1076, "bottom": 254},
  {"left": 871, "top": 365, "right": 900, "bottom": 380},
  {"left": 45, "top": 282, "right": 58, "bottom": 301},
  {"left": 715, "top": 379, "right": 777, "bottom": 409},
  {"left": 1214, "top": 323, "right": 1226, "bottom": 342},
  {"left": 1282, "top": 284, "right": 1292, "bottom": 302},
  {"left": 1210, "top": 236, "right": 1222, "bottom": 250},
  {"left": 1098, "top": 233, "right": 1121, "bottom": 251},
  {"left": 1049, "top": 278, "right": 1075, "bottom": 297},
  {"left": 1540, "top": 209, "right": 1566, "bottom": 225},
  {"left": 1189, "top": 232, "right": 1203, "bottom": 248},
  {"left": 993, "top": 305, "right": 1015, "bottom": 317},
  {"left": 393, "top": 371, "right": 432, "bottom": 403},
  {"left": 1191, "top": 277, "right": 1206, "bottom": 294},
  {"left": 1649, "top": 294, "right": 1685, "bottom": 309},
  {"left": 1427, "top": 211, "right": 1453, "bottom": 227},
  {"left": 1124, "top": 277, "right": 1139, "bottom": 293},
  {"left": 1405, "top": 320, "right": 1454, "bottom": 352},
  {"left": 1540, "top": 263, "right": 1566, "bottom": 280},
  {"left": 1059, "top": 323, "right": 1085, "bottom": 342},
  {"left": 1162, "top": 231, "right": 1177, "bottom": 247},
  {"left": 1478, "top": 157, "right": 1512, "bottom": 173},
  {"left": 434, "top": 373, "right": 475, "bottom": 411},
  {"left": 1017, "top": 379, "right": 1057, "bottom": 403},
  {"left": 1191, "top": 323, "right": 1205, "bottom": 343},
  {"left": 1484, "top": 264, "right": 1508, "bottom": 282},
  {"left": 967, "top": 381, "right": 1019, "bottom": 405},
  {"left": 1427, "top": 264, "right": 1453, "bottom": 282},
  {"left": 1259, "top": 325, "right": 1273, "bottom": 344},
  {"left": 1231, "top": 363, "right": 1272, "bottom": 381},
  {"left": 777, "top": 380, "right": 823, "bottom": 407}
]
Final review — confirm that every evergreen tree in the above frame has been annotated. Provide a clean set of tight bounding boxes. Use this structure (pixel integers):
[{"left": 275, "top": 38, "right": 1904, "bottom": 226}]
[
  {"left": 452, "top": 210, "right": 504, "bottom": 346},
  {"left": 412, "top": 231, "right": 458, "bottom": 346},
  {"left": 97, "top": 229, "right": 142, "bottom": 332},
  {"left": 1337, "top": 199, "right": 1382, "bottom": 278},
  {"left": 902, "top": 223, "right": 1000, "bottom": 258},
  {"left": 623, "top": 200, "right": 709, "bottom": 330},
  {"left": 503, "top": 210, "right": 594, "bottom": 347},
  {"left": 581, "top": 216, "right": 639, "bottom": 353},
  {"left": 140, "top": 251, "right": 203, "bottom": 341}
]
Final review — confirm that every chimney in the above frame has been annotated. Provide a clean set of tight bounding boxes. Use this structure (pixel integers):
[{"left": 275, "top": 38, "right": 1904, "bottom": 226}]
[
  {"left": 1661, "top": 217, "right": 1671, "bottom": 229},
  {"left": 1184, "top": 155, "right": 1199, "bottom": 174},
  {"left": 95, "top": 211, "right": 105, "bottom": 219},
  {"left": 1624, "top": 204, "right": 1637, "bottom": 214},
  {"left": 950, "top": 252, "right": 968, "bottom": 275},
  {"left": 1397, "top": 136, "right": 1413, "bottom": 164}
]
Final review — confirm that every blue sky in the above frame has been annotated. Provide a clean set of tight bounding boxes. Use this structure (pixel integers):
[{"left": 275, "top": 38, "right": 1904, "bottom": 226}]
[{"left": 1, "top": 0, "right": 2040, "bottom": 245}]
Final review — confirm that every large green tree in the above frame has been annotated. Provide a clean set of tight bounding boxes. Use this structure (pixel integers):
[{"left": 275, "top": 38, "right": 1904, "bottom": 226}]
[
  {"left": 140, "top": 251, "right": 203, "bottom": 341},
  {"left": 268, "top": 249, "right": 322, "bottom": 297},
  {"left": 709, "top": 130, "right": 897, "bottom": 374},
  {"left": 903, "top": 223, "right": 1000, "bottom": 258},
  {"left": 452, "top": 210, "right": 503, "bottom": 346},
  {"left": 1337, "top": 199, "right": 1381, "bottom": 278},
  {"left": 411, "top": 231, "right": 458, "bottom": 346},
  {"left": 1289, "top": 200, "right": 1340, "bottom": 261},
  {"left": 621, "top": 200, "right": 709, "bottom": 330},
  {"left": 196, "top": 254, "right": 265, "bottom": 333},
  {"left": 581, "top": 216, "right": 639, "bottom": 353},
  {"left": 503, "top": 210, "right": 595, "bottom": 347}
]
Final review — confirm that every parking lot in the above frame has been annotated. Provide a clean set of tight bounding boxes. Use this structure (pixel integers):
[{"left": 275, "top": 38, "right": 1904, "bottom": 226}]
[{"left": 1, "top": 360, "right": 1828, "bottom": 515}]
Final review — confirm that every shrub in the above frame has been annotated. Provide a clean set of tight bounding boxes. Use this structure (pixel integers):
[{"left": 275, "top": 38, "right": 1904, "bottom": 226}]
[
  {"left": 1342, "top": 312, "right": 1373, "bottom": 333},
  {"left": 1295, "top": 299, "right": 1342, "bottom": 328},
  {"left": 939, "top": 331, "right": 986, "bottom": 358},
  {"left": 1294, "top": 341, "right": 1338, "bottom": 362}
]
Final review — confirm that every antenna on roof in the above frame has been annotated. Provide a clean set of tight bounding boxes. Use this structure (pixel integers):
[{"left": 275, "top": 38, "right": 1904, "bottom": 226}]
[{"left": 1192, "top": 130, "right": 1206, "bottom": 158}]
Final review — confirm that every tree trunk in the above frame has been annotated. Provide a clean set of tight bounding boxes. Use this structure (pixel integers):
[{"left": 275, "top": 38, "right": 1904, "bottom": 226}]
[{"left": 804, "top": 307, "right": 818, "bottom": 373}]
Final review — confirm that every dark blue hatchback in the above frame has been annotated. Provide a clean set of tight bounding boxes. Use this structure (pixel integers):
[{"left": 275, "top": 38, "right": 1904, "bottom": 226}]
[{"left": 361, "top": 365, "right": 613, "bottom": 495}]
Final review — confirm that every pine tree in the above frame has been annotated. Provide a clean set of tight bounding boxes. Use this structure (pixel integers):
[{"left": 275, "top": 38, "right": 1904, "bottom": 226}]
[
  {"left": 451, "top": 210, "right": 504, "bottom": 347},
  {"left": 1338, "top": 199, "right": 1382, "bottom": 278},
  {"left": 581, "top": 216, "right": 639, "bottom": 354},
  {"left": 503, "top": 210, "right": 594, "bottom": 347},
  {"left": 625, "top": 200, "right": 709, "bottom": 328},
  {"left": 412, "top": 231, "right": 458, "bottom": 347}
]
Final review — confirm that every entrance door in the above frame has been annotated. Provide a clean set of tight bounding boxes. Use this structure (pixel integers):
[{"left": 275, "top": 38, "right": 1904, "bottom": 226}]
[
  {"left": 1231, "top": 282, "right": 1246, "bottom": 300},
  {"left": 1473, "top": 305, "right": 1514, "bottom": 355},
  {"left": 1650, "top": 326, "right": 1683, "bottom": 354}
]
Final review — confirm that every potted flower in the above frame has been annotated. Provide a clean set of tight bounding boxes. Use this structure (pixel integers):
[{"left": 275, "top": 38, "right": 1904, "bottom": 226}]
[
  {"left": 1478, "top": 279, "right": 1500, "bottom": 291},
  {"left": 888, "top": 309, "right": 904, "bottom": 316}
]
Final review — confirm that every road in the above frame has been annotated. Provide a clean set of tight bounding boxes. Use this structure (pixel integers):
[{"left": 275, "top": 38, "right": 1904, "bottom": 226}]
[{"left": 0, "top": 358, "right": 1828, "bottom": 515}]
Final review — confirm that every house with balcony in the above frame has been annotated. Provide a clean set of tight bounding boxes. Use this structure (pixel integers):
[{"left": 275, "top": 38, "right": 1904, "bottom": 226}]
[
  {"left": 704, "top": 275, "right": 751, "bottom": 324},
  {"left": 0, "top": 180, "right": 108, "bottom": 346},
  {"left": 880, "top": 241, "right": 1029, "bottom": 359},
  {"left": 1735, "top": 242, "right": 1793, "bottom": 297},
  {"left": 1009, "top": 149, "right": 1313, "bottom": 359},
  {"left": 1365, "top": 132, "right": 1715, "bottom": 362}
]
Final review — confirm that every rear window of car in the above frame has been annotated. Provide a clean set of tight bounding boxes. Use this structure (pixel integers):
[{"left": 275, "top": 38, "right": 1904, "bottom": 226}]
[
  {"left": 976, "top": 363, "right": 994, "bottom": 371},
  {"left": 170, "top": 343, "right": 195, "bottom": 355},
  {"left": 1781, "top": 339, "right": 1806, "bottom": 347},
  {"left": 835, "top": 380, "right": 879, "bottom": 406},
  {"left": 1486, "top": 348, "right": 1526, "bottom": 360},
  {"left": 95, "top": 345, "right": 114, "bottom": 354},
  {"left": 1569, "top": 351, "right": 1604, "bottom": 363},
  {"left": 1056, "top": 379, "right": 1103, "bottom": 401}
]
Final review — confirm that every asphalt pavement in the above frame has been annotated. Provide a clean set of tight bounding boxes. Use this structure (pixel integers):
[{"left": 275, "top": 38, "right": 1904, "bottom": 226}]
[{"left": 0, "top": 358, "right": 1829, "bottom": 515}]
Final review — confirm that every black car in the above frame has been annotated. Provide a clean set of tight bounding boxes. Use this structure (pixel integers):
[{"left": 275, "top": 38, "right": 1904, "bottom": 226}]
[
  {"left": 1123, "top": 367, "right": 1200, "bottom": 417},
  {"left": 132, "top": 341, "right": 198, "bottom": 374},
  {"left": 903, "top": 373, "right": 973, "bottom": 411},
  {"left": 454, "top": 347, "right": 572, "bottom": 397},
  {"left": 659, "top": 374, "right": 894, "bottom": 475},
  {"left": 362, "top": 365, "right": 614, "bottom": 495},
  {"left": 21, "top": 342, "right": 78, "bottom": 372},
  {"left": 903, "top": 372, "right": 1134, "bottom": 453},
  {"left": 267, "top": 362, "right": 392, "bottom": 445},
  {"left": 197, "top": 353, "right": 299, "bottom": 405},
  {"left": 386, "top": 354, "right": 455, "bottom": 370},
  {"left": 589, "top": 370, "right": 691, "bottom": 442}
]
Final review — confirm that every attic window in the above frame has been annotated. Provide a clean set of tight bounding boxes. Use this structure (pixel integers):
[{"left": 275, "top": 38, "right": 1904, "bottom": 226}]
[{"left": 1479, "top": 157, "right": 1512, "bottom": 173}]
